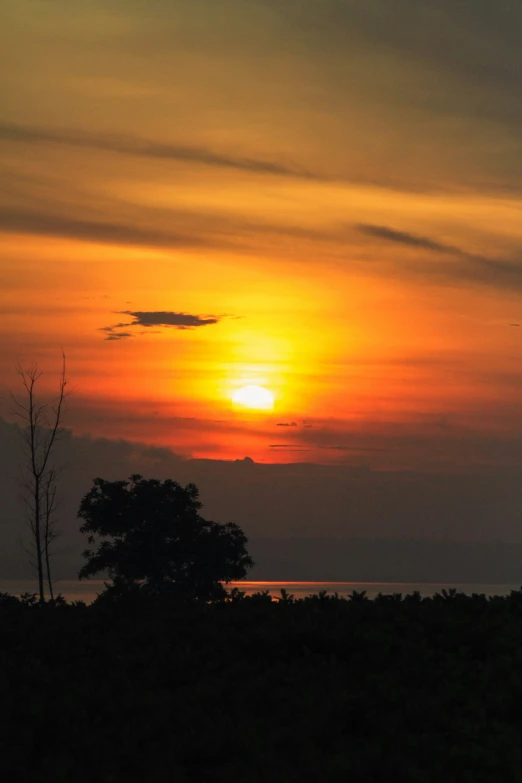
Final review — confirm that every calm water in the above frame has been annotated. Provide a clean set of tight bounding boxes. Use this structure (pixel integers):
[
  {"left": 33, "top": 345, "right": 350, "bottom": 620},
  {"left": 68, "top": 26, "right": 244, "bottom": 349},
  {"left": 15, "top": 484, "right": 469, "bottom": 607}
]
[{"left": 0, "top": 579, "right": 519, "bottom": 604}]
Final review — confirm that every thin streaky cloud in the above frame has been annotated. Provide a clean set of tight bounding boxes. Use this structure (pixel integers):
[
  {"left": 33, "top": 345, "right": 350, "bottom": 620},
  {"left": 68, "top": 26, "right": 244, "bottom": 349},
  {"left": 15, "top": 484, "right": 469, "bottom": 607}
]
[
  {"left": 357, "top": 224, "right": 459, "bottom": 255},
  {"left": 0, "top": 122, "right": 315, "bottom": 180},
  {"left": 0, "top": 204, "right": 329, "bottom": 254},
  {"left": 357, "top": 223, "right": 522, "bottom": 290},
  {"left": 104, "top": 332, "right": 133, "bottom": 342},
  {"left": 0, "top": 207, "right": 216, "bottom": 249}
]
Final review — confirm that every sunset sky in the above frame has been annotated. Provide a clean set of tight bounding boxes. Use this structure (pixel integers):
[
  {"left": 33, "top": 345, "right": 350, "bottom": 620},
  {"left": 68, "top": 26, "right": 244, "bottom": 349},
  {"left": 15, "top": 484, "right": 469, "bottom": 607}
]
[{"left": 2, "top": 0, "right": 522, "bottom": 471}]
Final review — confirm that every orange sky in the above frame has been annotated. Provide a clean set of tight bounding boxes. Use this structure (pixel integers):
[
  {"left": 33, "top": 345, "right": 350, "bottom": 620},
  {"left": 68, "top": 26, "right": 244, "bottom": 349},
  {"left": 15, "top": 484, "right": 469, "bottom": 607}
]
[{"left": 2, "top": 0, "right": 522, "bottom": 470}]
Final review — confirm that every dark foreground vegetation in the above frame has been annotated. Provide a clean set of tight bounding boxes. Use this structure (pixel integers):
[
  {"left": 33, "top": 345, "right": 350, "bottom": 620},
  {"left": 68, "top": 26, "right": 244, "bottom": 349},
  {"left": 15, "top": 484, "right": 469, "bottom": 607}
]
[{"left": 2, "top": 589, "right": 522, "bottom": 783}]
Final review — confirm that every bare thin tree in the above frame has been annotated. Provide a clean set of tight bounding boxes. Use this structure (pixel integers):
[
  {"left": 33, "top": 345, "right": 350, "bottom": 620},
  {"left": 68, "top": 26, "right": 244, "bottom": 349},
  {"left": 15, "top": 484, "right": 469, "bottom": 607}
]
[
  {"left": 43, "top": 467, "right": 60, "bottom": 603},
  {"left": 10, "top": 353, "right": 67, "bottom": 603}
]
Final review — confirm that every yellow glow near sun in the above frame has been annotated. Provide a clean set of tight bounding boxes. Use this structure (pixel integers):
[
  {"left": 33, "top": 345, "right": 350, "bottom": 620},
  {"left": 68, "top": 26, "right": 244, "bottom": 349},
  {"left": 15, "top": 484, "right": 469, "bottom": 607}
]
[{"left": 232, "top": 385, "right": 274, "bottom": 410}]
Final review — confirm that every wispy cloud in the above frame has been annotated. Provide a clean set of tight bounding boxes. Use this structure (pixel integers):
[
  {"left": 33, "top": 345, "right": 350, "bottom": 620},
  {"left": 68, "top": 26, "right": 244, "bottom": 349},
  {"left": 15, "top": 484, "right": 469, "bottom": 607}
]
[
  {"left": 269, "top": 444, "right": 311, "bottom": 451},
  {"left": 0, "top": 203, "right": 331, "bottom": 255},
  {"left": 357, "top": 224, "right": 458, "bottom": 254},
  {"left": 99, "top": 327, "right": 134, "bottom": 342},
  {"left": 100, "top": 310, "right": 222, "bottom": 340},
  {"left": 0, "top": 123, "right": 314, "bottom": 180},
  {"left": 0, "top": 207, "right": 215, "bottom": 250},
  {"left": 357, "top": 223, "right": 522, "bottom": 290}
]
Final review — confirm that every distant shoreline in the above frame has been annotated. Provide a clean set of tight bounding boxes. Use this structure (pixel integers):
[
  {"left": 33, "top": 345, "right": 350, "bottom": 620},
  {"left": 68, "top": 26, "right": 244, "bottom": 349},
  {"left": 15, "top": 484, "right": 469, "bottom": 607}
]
[{"left": 1, "top": 579, "right": 518, "bottom": 604}]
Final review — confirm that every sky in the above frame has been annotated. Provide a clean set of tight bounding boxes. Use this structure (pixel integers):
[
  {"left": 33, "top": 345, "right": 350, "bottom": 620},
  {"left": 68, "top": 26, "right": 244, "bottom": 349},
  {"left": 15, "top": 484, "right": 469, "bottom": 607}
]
[{"left": 2, "top": 0, "right": 522, "bottom": 478}]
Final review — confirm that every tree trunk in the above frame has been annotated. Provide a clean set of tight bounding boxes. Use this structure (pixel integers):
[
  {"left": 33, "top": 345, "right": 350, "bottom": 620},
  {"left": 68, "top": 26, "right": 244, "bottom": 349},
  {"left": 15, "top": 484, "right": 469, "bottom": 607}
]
[
  {"left": 34, "top": 477, "right": 45, "bottom": 603},
  {"left": 45, "top": 542, "right": 54, "bottom": 603}
]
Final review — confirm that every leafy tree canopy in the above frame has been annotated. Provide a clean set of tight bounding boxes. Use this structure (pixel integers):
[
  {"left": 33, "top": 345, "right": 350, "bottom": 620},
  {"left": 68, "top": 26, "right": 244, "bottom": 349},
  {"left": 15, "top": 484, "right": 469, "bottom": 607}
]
[{"left": 78, "top": 475, "right": 253, "bottom": 601}]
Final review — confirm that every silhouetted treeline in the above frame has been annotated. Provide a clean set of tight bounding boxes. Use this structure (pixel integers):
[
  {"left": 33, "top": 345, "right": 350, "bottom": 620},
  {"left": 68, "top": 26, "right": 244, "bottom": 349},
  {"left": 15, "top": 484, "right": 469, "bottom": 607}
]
[{"left": 2, "top": 589, "right": 522, "bottom": 782}]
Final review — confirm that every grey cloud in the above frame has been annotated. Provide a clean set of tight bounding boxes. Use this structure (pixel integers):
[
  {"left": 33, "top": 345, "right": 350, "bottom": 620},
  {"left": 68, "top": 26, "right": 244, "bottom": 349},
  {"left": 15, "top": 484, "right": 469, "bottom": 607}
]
[
  {"left": 0, "top": 123, "right": 314, "bottom": 180},
  {"left": 0, "top": 207, "right": 215, "bottom": 250},
  {"left": 120, "top": 311, "right": 220, "bottom": 328},
  {"left": 104, "top": 332, "right": 133, "bottom": 341},
  {"left": 357, "top": 224, "right": 457, "bottom": 254},
  {"left": 277, "top": 421, "right": 297, "bottom": 427},
  {"left": 253, "top": 0, "right": 522, "bottom": 194},
  {"left": 277, "top": 409, "right": 522, "bottom": 472},
  {"left": 0, "top": 202, "right": 333, "bottom": 256},
  {"left": 329, "top": 445, "right": 389, "bottom": 453},
  {"left": 269, "top": 444, "right": 310, "bottom": 451},
  {"left": 270, "top": 441, "right": 388, "bottom": 453},
  {"left": 5, "top": 183, "right": 522, "bottom": 301},
  {"left": 357, "top": 223, "right": 522, "bottom": 291},
  {"left": 265, "top": 0, "right": 522, "bottom": 126},
  {"left": 100, "top": 326, "right": 134, "bottom": 341},
  {"left": 99, "top": 310, "right": 221, "bottom": 339}
]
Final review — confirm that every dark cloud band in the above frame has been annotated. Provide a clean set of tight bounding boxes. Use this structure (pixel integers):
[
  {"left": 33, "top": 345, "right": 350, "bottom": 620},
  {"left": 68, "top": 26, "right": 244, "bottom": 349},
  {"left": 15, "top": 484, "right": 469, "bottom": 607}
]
[
  {"left": 357, "top": 224, "right": 457, "bottom": 254},
  {"left": 0, "top": 122, "right": 313, "bottom": 180},
  {"left": 357, "top": 223, "right": 522, "bottom": 290}
]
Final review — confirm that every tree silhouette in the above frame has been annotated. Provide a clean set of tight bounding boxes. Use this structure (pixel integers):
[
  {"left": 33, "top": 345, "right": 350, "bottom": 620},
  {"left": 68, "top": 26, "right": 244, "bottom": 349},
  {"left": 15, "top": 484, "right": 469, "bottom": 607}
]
[
  {"left": 78, "top": 474, "right": 254, "bottom": 601},
  {"left": 10, "top": 354, "right": 68, "bottom": 603}
]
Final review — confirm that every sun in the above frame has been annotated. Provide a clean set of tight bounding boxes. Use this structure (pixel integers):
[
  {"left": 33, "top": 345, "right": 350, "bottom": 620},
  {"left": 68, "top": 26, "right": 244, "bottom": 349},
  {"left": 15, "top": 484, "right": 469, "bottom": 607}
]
[{"left": 232, "top": 385, "right": 274, "bottom": 410}]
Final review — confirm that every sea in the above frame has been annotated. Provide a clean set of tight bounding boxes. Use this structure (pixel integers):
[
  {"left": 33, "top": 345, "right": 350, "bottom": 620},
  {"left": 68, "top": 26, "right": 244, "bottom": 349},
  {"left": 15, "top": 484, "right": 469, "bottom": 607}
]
[{"left": 0, "top": 580, "right": 519, "bottom": 604}]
